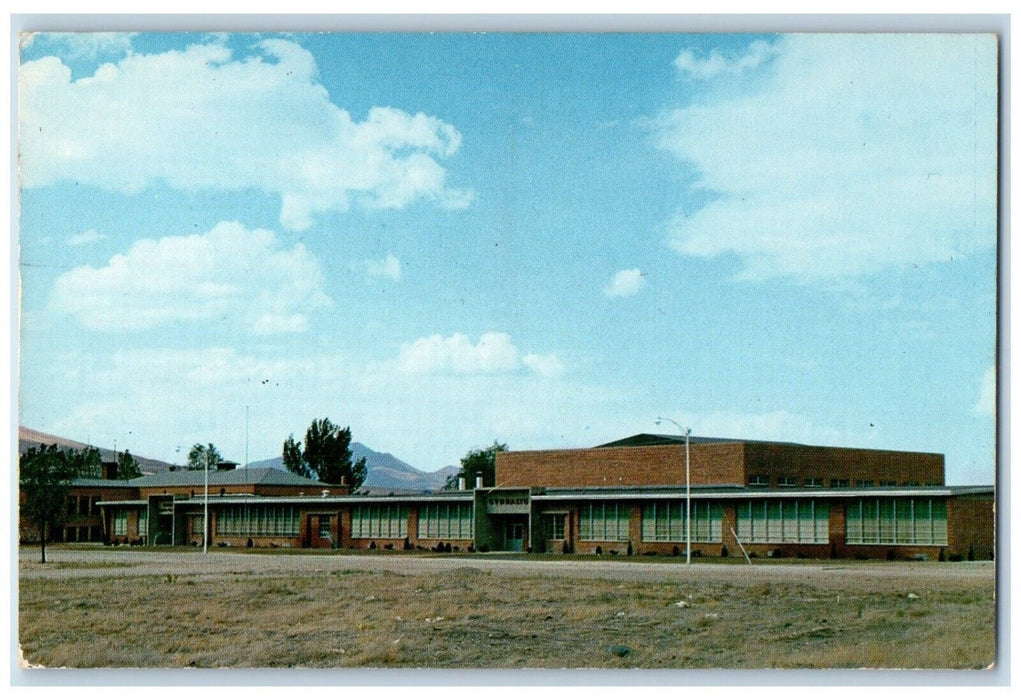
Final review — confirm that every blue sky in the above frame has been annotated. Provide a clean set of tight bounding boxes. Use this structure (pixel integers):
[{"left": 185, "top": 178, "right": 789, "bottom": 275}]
[{"left": 17, "top": 32, "right": 998, "bottom": 483}]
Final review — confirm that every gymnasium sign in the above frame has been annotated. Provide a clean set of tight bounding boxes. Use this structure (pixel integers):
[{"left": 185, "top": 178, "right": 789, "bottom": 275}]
[{"left": 486, "top": 493, "right": 529, "bottom": 514}]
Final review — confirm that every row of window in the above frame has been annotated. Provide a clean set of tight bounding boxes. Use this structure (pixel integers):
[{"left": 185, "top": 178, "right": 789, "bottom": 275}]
[
  {"left": 418, "top": 503, "right": 474, "bottom": 539},
  {"left": 67, "top": 495, "right": 100, "bottom": 516},
  {"left": 845, "top": 498, "right": 948, "bottom": 545},
  {"left": 576, "top": 497, "right": 945, "bottom": 546},
  {"left": 750, "top": 476, "right": 936, "bottom": 488},
  {"left": 109, "top": 496, "right": 949, "bottom": 547},
  {"left": 641, "top": 501, "right": 723, "bottom": 542},
  {"left": 216, "top": 505, "right": 300, "bottom": 537},
  {"left": 351, "top": 504, "right": 409, "bottom": 539},
  {"left": 736, "top": 500, "right": 830, "bottom": 544}
]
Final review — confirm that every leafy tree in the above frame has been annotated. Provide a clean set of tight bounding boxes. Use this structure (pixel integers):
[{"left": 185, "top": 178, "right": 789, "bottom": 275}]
[
  {"left": 117, "top": 450, "right": 143, "bottom": 479},
  {"left": 67, "top": 445, "right": 102, "bottom": 479},
  {"left": 19, "top": 444, "right": 81, "bottom": 563},
  {"left": 187, "top": 443, "right": 222, "bottom": 471},
  {"left": 282, "top": 434, "right": 310, "bottom": 479},
  {"left": 283, "top": 418, "right": 367, "bottom": 489},
  {"left": 445, "top": 441, "right": 508, "bottom": 489}
]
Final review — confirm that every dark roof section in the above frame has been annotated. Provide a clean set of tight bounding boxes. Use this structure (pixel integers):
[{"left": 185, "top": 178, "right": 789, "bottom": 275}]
[
  {"left": 70, "top": 478, "right": 138, "bottom": 488},
  {"left": 596, "top": 433, "right": 751, "bottom": 448},
  {"left": 129, "top": 467, "right": 323, "bottom": 488}
]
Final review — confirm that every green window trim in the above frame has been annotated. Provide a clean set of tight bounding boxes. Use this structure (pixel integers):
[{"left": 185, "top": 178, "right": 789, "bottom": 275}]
[
  {"left": 845, "top": 497, "right": 947, "bottom": 545},
  {"left": 736, "top": 499, "right": 829, "bottom": 544},
  {"left": 579, "top": 502, "right": 629, "bottom": 542},
  {"left": 641, "top": 501, "right": 723, "bottom": 543},
  {"left": 352, "top": 504, "right": 408, "bottom": 539},
  {"left": 417, "top": 502, "right": 474, "bottom": 539},
  {"left": 215, "top": 505, "right": 300, "bottom": 537}
]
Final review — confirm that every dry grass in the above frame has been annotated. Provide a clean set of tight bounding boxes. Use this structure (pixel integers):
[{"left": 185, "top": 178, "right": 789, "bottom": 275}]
[{"left": 18, "top": 554, "right": 995, "bottom": 670}]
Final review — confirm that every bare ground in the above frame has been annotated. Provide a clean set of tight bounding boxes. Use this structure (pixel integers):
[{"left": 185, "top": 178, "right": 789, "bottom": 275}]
[{"left": 18, "top": 545, "right": 996, "bottom": 670}]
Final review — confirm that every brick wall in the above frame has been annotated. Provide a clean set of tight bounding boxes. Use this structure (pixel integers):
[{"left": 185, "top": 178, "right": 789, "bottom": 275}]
[
  {"left": 496, "top": 443, "right": 746, "bottom": 487},
  {"left": 948, "top": 494, "right": 995, "bottom": 559},
  {"left": 497, "top": 441, "right": 945, "bottom": 489},
  {"left": 743, "top": 443, "right": 945, "bottom": 488}
]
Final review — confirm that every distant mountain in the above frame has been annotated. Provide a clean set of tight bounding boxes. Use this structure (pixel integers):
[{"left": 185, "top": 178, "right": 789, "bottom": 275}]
[
  {"left": 18, "top": 426, "right": 458, "bottom": 491},
  {"left": 18, "top": 426, "right": 178, "bottom": 475},
  {"left": 248, "top": 442, "right": 458, "bottom": 493}
]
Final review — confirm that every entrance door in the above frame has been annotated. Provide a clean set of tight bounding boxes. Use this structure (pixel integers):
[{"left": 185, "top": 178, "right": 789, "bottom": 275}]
[{"left": 506, "top": 521, "right": 524, "bottom": 552}]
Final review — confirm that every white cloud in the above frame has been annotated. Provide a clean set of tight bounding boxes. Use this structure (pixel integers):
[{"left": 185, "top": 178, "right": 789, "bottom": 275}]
[
  {"left": 673, "top": 39, "right": 780, "bottom": 80},
  {"left": 657, "top": 34, "right": 997, "bottom": 281},
  {"left": 973, "top": 366, "right": 996, "bottom": 416},
  {"left": 50, "top": 220, "right": 331, "bottom": 333},
  {"left": 397, "top": 332, "right": 561, "bottom": 377},
  {"left": 603, "top": 268, "right": 646, "bottom": 298},
  {"left": 28, "top": 342, "right": 586, "bottom": 470},
  {"left": 68, "top": 229, "right": 106, "bottom": 246},
  {"left": 365, "top": 253, "right": 402, "bottom": 282},
  {"left": 19, "top": 37, "right": 472, "bottom": 230}
]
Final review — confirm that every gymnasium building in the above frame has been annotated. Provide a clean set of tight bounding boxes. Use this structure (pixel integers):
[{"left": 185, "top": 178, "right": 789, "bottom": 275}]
[{"left": 67, "top": 433, "right": 993, "bottom": 561}]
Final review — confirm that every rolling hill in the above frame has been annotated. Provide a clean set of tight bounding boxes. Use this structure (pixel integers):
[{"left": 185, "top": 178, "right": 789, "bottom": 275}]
[
  {"left": 18, "top": 426, "right": 457, "bottom": 492},
  {"left": 18, "top": 426, "right": 177, "bottom": 475},
  {"left": 248, "top": 443, "right": 458, "bottom": 492}
]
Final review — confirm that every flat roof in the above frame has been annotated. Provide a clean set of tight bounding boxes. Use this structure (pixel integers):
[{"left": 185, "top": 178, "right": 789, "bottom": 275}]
[
  {"left": 98, "top": 492, "right": 476, "bottom": 507},
  {"left": 130, "top": 467, "right": 322, "bottom": 488},
  {"left": 593, "top": 433, "right": 943, "bottom": 455}
]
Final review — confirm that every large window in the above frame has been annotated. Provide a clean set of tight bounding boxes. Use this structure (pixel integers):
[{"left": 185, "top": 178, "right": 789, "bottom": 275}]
[
  {"left": 417, "top": 502, "right": 473, "bottom": 539},
  {"left": 736, "top": 499, "right": 829, "bottom": 544},
  {"left": 579, "top": 502, "right": 629, "bottom": 541},
  {"left": 845, "top": 497, "right": 947, "bottom": 545},
  {"left": 112, "top": 510, "right": 128, "bottom": 536},
  {"left": 216, "top": 505, "right": 300, "bottom": 537},
  {"left": 351, "top": 504, "right": 408, "bottom": 539},
  {"left": 138, "top": 508, "right": 148, "bottom": 537},
  {"left": 641, "top": 501, "right": 722, "bottom": 542}
]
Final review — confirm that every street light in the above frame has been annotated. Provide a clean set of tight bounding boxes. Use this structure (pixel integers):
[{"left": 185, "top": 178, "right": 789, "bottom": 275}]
[
  {"left": 656, "top": 417, "right": 691, "bottom": 565},
  {"left": 203, "top": 450, "right": 209, "bottom": 555}
]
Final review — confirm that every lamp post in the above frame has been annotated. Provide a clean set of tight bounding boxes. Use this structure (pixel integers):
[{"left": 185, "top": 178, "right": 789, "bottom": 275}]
[
  {"left": 656, "top": 417, "right": 691, "bottom": 564},
  {"left": 203, "top": 450, "right": 209, "bottom": 555}
]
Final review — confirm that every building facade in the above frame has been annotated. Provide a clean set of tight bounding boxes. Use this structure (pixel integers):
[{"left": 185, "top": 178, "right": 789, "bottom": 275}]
[{"left": 76, "top": 434, "right": 995, "bottom": 561}]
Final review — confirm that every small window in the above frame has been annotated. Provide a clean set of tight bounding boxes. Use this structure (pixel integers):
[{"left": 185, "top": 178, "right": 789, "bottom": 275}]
[
  {"left": 747, "top": 475, "right": 769, "bottom": 487},
  {"left": 544, "top": 514, "right": 566, "bottom": 540},
  {"left": 319, "top": 517, "right": 332, "bottom": 539},
  {"left": 804, "top": 477, "right": 823, "bottom": 488},
  {"left": 113, "top": 510, "right": 128, "bottom": 536},
  {"left": 777, "top": 476, "right": 798, "bottom": 487},
  {"left": 902, "top": 481, "right": 920, "bottom": 487},
  {"left": 830, "top": 479, "right": 850, "bottom": 488},
  {"left": 855, "top": 480, "right": 874, "bottom": 488},
  {"left": 879, "top": 480, "right": 897, "bottom": 487}
]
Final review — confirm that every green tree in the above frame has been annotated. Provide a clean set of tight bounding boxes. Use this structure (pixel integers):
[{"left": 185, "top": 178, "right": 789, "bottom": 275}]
[
  {"left": 117, "top": 449, "right": 142, "bottom": 479},
  {"left": 285, "top": 418, "right": 367, "bottom": 489},
  {"left": 67, "top": 445, "right": 102, "bottom": 479},
  {"left": 19, "top": 444, "right": 81, "bottom": 563},
  {"left": 446, "top": 441, "right": 508, "bottom": 489},
  {"left": 187, "top": 443, "right": 222, "bottom": 471},
  {"left": 282, "top": 434, "right": 311, "bottom": 479}
]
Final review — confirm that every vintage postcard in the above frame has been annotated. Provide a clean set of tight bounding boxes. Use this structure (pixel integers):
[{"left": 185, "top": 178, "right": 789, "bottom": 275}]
[{"left": 15, "top": 25, "right": 999, "bottom": 675}]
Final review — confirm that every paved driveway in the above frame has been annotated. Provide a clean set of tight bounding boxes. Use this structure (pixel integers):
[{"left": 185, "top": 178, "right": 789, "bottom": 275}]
[{"left": 18, "top": 546, "right": 995, "bottom": 587}]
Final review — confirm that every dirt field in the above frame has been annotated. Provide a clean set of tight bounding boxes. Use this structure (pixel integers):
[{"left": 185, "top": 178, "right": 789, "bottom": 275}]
[{"left": 18, "top": 545, "right": 996, "bottom": 670}]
